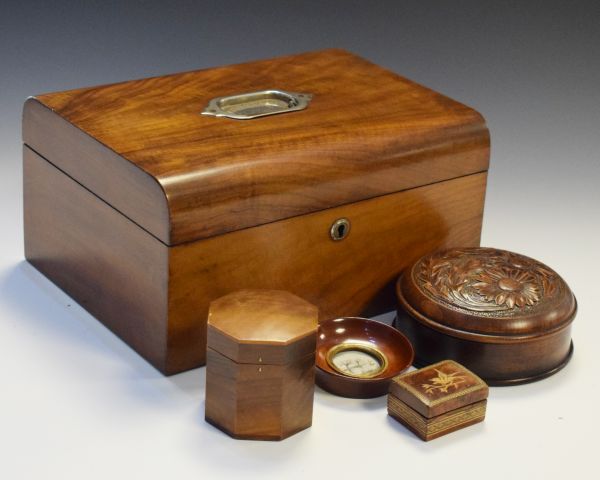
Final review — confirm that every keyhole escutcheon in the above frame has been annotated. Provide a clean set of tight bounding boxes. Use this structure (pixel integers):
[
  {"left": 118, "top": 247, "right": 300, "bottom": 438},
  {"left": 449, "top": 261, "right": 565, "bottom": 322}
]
[{"left": 330, "top": 218, "right": 351, "bottom": 241}]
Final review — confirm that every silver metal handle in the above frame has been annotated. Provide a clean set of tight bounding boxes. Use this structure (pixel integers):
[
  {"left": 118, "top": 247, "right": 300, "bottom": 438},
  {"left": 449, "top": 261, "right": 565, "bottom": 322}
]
[{"left": 201, "top": 89, "right": 312, "bottom": 120}]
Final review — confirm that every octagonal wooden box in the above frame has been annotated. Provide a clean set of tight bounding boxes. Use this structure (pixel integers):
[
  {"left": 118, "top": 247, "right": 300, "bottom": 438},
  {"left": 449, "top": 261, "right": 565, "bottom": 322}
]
[
  {"left": 205, "top": 290, "right": 318, "bottom": 440},
  {"left": 23, "top": 49, "right": 489, "bottom": 374}
]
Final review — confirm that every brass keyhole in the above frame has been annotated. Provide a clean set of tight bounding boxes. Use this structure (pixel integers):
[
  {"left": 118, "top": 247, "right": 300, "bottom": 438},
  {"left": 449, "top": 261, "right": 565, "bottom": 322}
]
[{"left": 330, "top": 218, "right": 351, "bottom": 241}]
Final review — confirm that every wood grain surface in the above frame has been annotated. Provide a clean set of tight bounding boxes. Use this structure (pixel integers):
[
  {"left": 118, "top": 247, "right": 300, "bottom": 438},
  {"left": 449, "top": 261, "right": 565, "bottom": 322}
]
[
  {"left": 208, "top": 290, "right": 318, "bottom": 345},
  {"left": 395, "top": 308, "right": 573, "bottom": 386},
  {"left": 205, "top": 348, "right": 315, "bottom": 440},
  {"left": 23, "top": 49, "right": 490, "bottom": 374},
  {"left": 205, "top": 290, "right": 317, "bottom": 439},
  {"left": 207, "top": 290, "right": 318, "bottom": 366},
  {"left": 388, "top": 395, "right": 487, "bottom": 441},
  {"left": 24, "top": 145, "right": 486, "bottom": 374},
  {"left": 166, "top": 171, "right": 487, "bottom": 373},
  {"left": 24, "top": 49, "right": 489, "bottom": 245},
  {"left": 23, "top": 100, "right": 169, "bottom": 241},
  {"left": 388, "top": 360, "right": 488, "bottom": 418},
  {"left": 23, "top": 146, "right": 169, "bottom": 370}
]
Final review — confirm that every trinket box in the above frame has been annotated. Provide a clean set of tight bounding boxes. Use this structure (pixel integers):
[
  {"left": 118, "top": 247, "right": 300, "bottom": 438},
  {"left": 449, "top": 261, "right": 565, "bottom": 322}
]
[
  {"left": 395, "top": 247, "right": 576, "bottom": 385},
  {"left": 205, "top": 290, "right": 318, "bottom": 440},
  {"left": 388, "top": 360, "right": 488, "bottom": 441},
  {"left": 23, "top": 48, "right": 489, "bottom": 374}
]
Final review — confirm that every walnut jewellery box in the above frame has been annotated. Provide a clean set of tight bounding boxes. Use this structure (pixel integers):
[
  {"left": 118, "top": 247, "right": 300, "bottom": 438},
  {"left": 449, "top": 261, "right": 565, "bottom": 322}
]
[{"left": 22, "top": 49, "right": 490, "bottom": 374}]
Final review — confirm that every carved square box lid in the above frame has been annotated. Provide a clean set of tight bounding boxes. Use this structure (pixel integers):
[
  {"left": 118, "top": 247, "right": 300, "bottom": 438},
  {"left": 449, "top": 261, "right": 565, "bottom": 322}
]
[
  {"left": 389, "top": 360, "right": 488, "bottom": 418},
  {"left": 23, "top": 49, "right": 489, "bottom": 246}
]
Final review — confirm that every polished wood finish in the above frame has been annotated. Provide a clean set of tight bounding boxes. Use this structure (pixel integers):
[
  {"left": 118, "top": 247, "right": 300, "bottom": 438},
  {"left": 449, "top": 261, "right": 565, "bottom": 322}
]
[
  {"left": 23, "top": 146, "right": 169, "bottom": 369},
  {"left": 388, "top": 360, "right": 488, "bottom": 441},
  {"left": 395, "top": 248, "right": 576, "bottom": 385},
  {"left": 388, "top": 360, "right": 488, "bottom": 418},
  {"left": 205, "top": 349, "right": 315, "bottom": 440},
  {"left": 23, "top": 49, "right": 490, "bottom": 374},
  {"left": 395, "top": 312, "right": 574, "bottom": 385},
  {"left": 23, "top": 49, "right": 489, "bottom": 245},
  {"left": 388, "top": 396, "right": 487, "bottom": 442},
  {"left": 24, "top": 145, "right": 486, "bottom": 374},
  {"left": 22, "top": 99, "right": 169, "bottom": 241},
  {"left": 205, "top": 290, "right": 317, "bottom": 440},
  {"left": 167, "top": 172, "right": 487, "bottom": 373},
  {"left": 399, "top": 248, "right": 576, "bottom": 338},
  {"left": 315, "top": 317, "right": 413, "bottom": 398},
  {"left": 207, "top": 289, "right": 318, "bottom": 365}
]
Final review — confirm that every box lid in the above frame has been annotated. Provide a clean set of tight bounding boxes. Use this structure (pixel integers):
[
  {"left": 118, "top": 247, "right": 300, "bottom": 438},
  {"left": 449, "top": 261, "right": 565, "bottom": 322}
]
[
  {"left": 207, "top": 289, "right": 318, "bottom": 365},
  {"left": 389, "top": 360, "right": 488, "bottom": 418},
  {"left": 23, "top": 49, "right": 489, "bottom": 246},
  {"left": 397, "top": 247, "right": 577, "bottom": 342}
]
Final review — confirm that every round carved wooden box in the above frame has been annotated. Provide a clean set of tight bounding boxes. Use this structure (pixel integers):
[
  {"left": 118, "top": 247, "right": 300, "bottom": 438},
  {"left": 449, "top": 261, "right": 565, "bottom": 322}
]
[{"left": 394, "top": 247, "right": 576, "bottom": 386}]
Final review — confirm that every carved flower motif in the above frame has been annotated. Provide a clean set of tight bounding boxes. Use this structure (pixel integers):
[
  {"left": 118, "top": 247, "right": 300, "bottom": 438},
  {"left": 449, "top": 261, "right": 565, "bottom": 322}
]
[
  {"left": 415, "top": 248, "right": 561, "bottom": 313},
  {"left": 472, "top": 268, "right": 541, "bottom": 308}
]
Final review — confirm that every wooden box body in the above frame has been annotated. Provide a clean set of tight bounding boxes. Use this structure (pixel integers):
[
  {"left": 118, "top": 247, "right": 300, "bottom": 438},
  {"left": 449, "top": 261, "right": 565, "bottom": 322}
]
[
  {"left": 388, "top": 360, "right": 488, "bottom": 441},
  {"left": 205, "top": 349, "right": 315, "bottom": 440},
  {"left": 204, "top": 290, "right": 317, "bottom": 440},
  {"left": 23, "top": 49, "right": 490, "bottom": 374}
]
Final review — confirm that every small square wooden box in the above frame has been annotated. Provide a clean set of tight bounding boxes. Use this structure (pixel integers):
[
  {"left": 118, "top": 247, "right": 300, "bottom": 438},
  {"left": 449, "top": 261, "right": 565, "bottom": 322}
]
[
  {"left": 205, "top": 290, "right": 318, "bottom": 440},
  {"left": 388, "top": 360, "right": 488, "bottom": 441},
  {"left": 23, "top": 49, "right": 489, "bottom": 374}
]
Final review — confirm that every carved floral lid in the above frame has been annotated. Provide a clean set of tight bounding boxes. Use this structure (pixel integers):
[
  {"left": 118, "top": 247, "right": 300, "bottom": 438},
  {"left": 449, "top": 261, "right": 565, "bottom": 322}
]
[{"left": 397, "top": 247, "right": 576, "bottom": 341}]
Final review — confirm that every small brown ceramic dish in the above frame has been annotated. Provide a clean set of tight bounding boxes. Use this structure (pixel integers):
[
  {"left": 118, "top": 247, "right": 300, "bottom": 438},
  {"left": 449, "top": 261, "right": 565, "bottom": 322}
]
[{"left": 315, "top": 317, "right": 414, "bottom": 398}]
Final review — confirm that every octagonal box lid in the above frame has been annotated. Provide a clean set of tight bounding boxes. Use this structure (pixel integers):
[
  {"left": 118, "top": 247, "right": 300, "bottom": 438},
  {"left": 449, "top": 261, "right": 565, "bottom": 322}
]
[
  {"left": 207, "top": 290, "right": 318, "bottom": 365},
  {"left": 23, "top": 48, "right": 489, "bottom": 246}
]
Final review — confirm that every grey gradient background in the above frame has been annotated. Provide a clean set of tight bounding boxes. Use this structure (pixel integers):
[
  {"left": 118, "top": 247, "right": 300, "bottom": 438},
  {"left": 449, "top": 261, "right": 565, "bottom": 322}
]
[
  {"left": 1, "top": 1, "right": 599, "bottom": 259},
  {"left": 0, "top": 1, "right": 599, "bottom": 479}
]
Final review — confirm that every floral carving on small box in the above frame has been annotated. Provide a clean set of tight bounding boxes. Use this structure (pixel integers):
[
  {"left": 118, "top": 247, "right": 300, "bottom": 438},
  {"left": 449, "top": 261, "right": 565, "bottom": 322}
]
[
  {"left": 421, "top": 368, "right": 467, "bottom": 395},
  {"left": 414, "top": 248, "right": 563, "bottom": 313}
]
